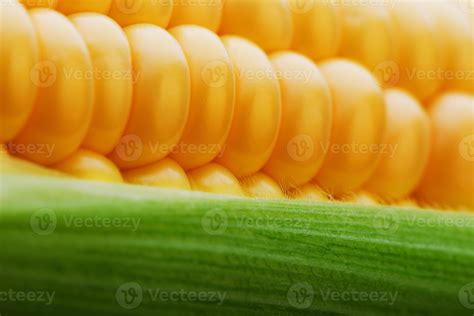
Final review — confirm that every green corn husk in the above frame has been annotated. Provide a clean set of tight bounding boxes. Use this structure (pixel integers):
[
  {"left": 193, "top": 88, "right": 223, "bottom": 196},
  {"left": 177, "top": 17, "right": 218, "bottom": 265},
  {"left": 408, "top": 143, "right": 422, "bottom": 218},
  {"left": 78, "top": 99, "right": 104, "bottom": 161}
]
[{"left": 0, "top": 171, "right": 474, "bottom": 315}]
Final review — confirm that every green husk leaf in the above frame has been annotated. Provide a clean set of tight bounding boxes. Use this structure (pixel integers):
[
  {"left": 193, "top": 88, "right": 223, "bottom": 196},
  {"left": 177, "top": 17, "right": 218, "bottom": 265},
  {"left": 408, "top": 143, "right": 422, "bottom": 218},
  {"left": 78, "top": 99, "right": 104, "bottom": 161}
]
[{"left": 0, "top": 173, "right": 473, "bottom": 315}]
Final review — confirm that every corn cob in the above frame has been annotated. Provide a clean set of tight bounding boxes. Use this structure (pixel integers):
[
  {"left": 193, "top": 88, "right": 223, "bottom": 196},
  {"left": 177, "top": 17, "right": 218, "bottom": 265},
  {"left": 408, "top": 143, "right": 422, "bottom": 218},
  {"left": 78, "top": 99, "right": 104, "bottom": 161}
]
[
  {"left": 1, "top": 0, "right": 474, "bottom": 315},
  {"left": 1, "top": 0, "right": 473, "bottom": 210}
]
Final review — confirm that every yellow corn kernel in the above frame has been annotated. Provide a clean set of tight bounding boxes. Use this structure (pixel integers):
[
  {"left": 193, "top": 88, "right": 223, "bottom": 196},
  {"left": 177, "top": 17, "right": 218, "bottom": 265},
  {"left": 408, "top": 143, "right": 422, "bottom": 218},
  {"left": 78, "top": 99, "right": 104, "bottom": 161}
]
[
  {"left": 264, "top": 52, "right": 332, "bottom": 189},
  {"left": 428, "top": 2, "right": 473, "bottom": 94},
  {"left": 343, "top": 191, "right": 381, "bottom": 206},
  {"left": 108, "top": 0, "right": 173, "bottom": 28},
  {"left": 397, "top": 198, "right": 419, "bottom": 209},
  {"left": 109, "top": 25, "right": 190, "bottom": 170},
  {"left": 0, "top": 0, "right": 38, "bottom": 142},
  {"left": 364, "top": 89, "right": 431, "bottom": 201},
  {"left": 0, "top": 147, "right": 66, "bottom": 177},
  {"left": 169, "top": 26, "right": 235, "bottom": 170},
  {"left": 240, "top": 172, "right": 284, "bottom": 199},
  {"left": 216, "top": 36, "right": 281, "bottom": 178},
  {"left": 188, "top": 163, "right": 244, "bottom": 196},
  {"left": 219, "top": 0, "right": 293, "bottom": 53},
  {"left": 56, "top": 0, "right": 112, "bottom": 15},
  {"left": 289, "top": 0, "right": 342, "bottom": 60},
  {"left": 339, "top": 3, "right": 397, "bottom": 78},
  {"left": 12, "top": 9, "right": 93, "bottom": 165},
  {"left": 52, "top": 149, "right": 123, "bottom": 183},
  {"left": 122, "top": 158, "right": 191, "bottom": 190},
  {"left": 168, "top": 0, "right": 223, "bottom": 32},
  {"left": 290, "top": 183, "right": 329, "bottom": 201},
  {"left": 389, "top": 2, "right": 443, "bottom": 101},
  {"left": 416, "top": 93, "right": 474, "bottom": 210},
  {"left": 19, "top": 0, "right": 57, "bottom": 8},
  {"left": 315, "top": 59, "right": 385, "bottom": 197},
  {"left": 69, "top": 13, "right": 132, "bottom": 156}
]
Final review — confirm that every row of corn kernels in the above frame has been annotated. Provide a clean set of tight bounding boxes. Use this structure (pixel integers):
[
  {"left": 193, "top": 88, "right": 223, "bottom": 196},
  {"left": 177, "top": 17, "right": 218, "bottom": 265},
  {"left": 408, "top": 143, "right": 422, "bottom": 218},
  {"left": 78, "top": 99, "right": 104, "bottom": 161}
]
[{"left": 1, "top": 0, "right": 473, "bottom": 210}]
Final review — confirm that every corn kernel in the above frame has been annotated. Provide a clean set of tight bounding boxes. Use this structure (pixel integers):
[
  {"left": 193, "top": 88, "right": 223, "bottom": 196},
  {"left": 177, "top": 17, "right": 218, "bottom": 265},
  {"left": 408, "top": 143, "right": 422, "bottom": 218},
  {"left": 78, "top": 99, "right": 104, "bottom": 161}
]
[
  {"left": 108, "top": 0, "right": 173, "bottom": 28},
  {"left": 339, "top": 3, "right": 397, "bottom": 79},
  {"left": 169, "top": 26, "right": 235, "bottom": 170},
  {"left": 52, "top": 149, "right": 123, "bottom": 183},
  {"left": 389, "top": 2, "right": 443, "bottom": 101},
  {"left": 315, "top": 59, "right": 385, "bottom": 197},
  {"left": 12, "top": 9, "right": 94, "bottom": 165},
  {"left": 168, "top": 0, "right": 223, "bottom": 32},
  {"left": 123, "top": 158, "right": 191, "bottom": 190},
  {"left": 264, "top": 52, "right": 332, "bottom": 189},
  {"left": 241, "top": 172, "right": 284, "bottom": 199},
  {"left": 343, "top": 191, "right": 381, "bottom": 206},
  {"left": 289, "top": 0, "right": 342, "bottom": 61},
  {"left": 56, "top": 0, "right": 112, "bottom": 15},
  {"left": 428, "top": 2, "right": 473, "bottom": 94},
  {"left": 416, "top": 93, "right": 474, "bottom": 210},
  {"left": 69, "top": 13, "right": 133, "bottom": 156},
  {"left": 216, "top": 35, "right": 281, "bottom": 178},
  {"left": 290, "top": 183, "right": 329, "bottom": 201},
  {"left": 188, "top": 163, "right": 244, "bottom": 196},
  {"left": 109, "top": 24, "right": 190, "bottom": 170},
  {"left": 364, "top": 89, "right": 431, "bottom": 201},
  {"left": 0, "top": 0, "right": 38, "bottom": 142}
]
